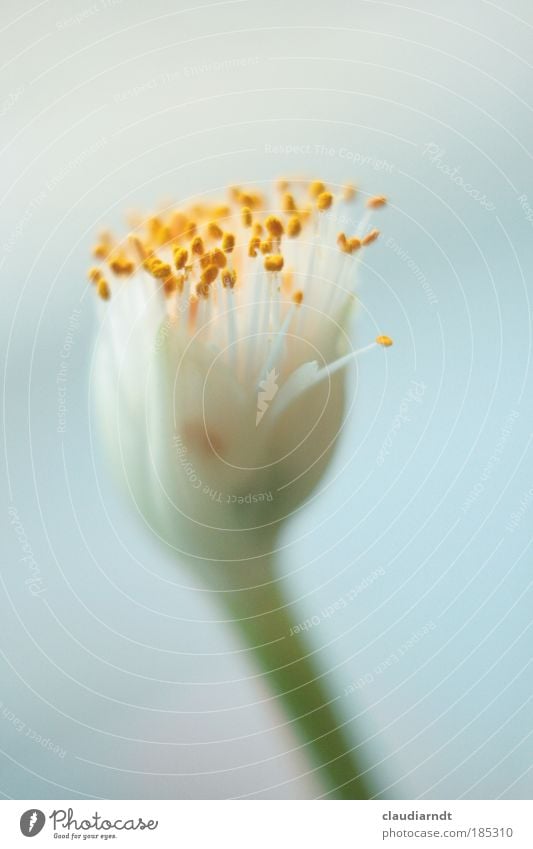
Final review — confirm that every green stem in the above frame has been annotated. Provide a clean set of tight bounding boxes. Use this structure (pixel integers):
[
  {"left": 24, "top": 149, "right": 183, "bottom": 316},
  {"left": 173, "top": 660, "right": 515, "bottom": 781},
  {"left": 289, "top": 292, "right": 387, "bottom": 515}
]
[{"left": 201, "top": 549, "right": 375, "bottom": 800}]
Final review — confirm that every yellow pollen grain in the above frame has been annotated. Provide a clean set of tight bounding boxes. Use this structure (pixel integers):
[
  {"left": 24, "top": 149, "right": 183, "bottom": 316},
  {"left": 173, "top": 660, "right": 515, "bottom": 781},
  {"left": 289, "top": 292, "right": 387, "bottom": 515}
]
[
  {"left": 260, "top": 238, "right": 273, "bottom": 255},
  {"left": 92, "top": 243, "right": 109, "bottom": 260},
  {"left": 222, "top": 268, "right": 237, "bottom": 289},
  {"left": 213, "top": 204, "right": 230, "bottom": 220},
  {"left": 265, "top": 215, "right": 284, "bottom": 238},
  {"left": 222, "top": 232, "right": 235, "bottom": 253},
  {"left": 287, "top": 215, "right": 302, "bottom": 238},
  {"left": 241, "top": 207, "right": 253, "bottom": 227},
  {"left": 293, "top": 290, "right": 304, "bottom": 305},
  {"left": 191, "top": 235, "right": 205, "bottom": 256},
  {"left": 201, "top": 265, "right": 219, "bottom": 286},
  {"left": 88, "top": 266, "right": 102, "bottom": 283},
  {"left": 309, "top": 180, "right": 326, "bottom": 198},
  {"left": 252, "top": 221, "right": 263, "bottom": 237},
  {"left": 108, "top": 255, "right": 134, "bottom": 276},
  {"left": 282, "top": 193, "right": 297, "bottom": 213},
  {"left": 376, "top": 335, "right": 393, "bottom": 347},
  {"left": 196, "top": 281, "right": 211, "bottom": 299},
  {"left": 173, "top": 246, "right": 188, "bottom": 270},
  {"left": 366, "top": 195, "right": 387, "bottom": 209},
  {"left": 337, "top": 232, "right": 348, "bottom": 251},
  {"left": 248, "top": 236, "right": 261, "bottom": 257},
  {"left": 362, "top": 229, "right": 380, "bottom": 246},
  {"left": 347, "top": 237, "right": 362, "bottom": 253},
  {"left": 207, "top": 221, "right": 223, "bottom": 240},
  {"left": 129, "top": 234, "right": 148, "bottom": 260},
  {"left": 211, "top": 248, "right": 227, "bottom": 269},
  {"left": 264, "top": 254, "right": 284, "bottom": 272},
  {"left": 97, "top": 279, "right": 110, "bottom": 300},
  {"left": 316, "top": 191, "right": 333, "bottom": 211}
]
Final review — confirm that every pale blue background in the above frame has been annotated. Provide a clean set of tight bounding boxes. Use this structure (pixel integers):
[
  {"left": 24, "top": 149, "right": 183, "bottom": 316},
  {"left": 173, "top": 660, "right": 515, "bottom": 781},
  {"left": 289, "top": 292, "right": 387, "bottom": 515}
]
[{"left": 0, "top": 0, "right": 532, "bottom": 799}]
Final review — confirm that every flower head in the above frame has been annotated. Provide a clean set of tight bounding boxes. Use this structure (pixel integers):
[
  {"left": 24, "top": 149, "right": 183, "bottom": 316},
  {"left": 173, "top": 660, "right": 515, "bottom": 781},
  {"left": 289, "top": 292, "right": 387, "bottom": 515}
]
[{"left": 90, "top": 179, "right": 392, "bottom": 559}]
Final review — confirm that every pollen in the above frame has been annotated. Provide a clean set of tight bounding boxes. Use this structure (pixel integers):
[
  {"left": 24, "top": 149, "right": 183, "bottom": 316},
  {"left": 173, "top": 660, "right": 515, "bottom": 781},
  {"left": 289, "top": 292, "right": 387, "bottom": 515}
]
[
  {"left": 309, "top": 180, "right": 325, "bottom": 198},
  {"left": 367, "top": 195, "right": 387, "bottom": 209},
  {"left": 343, "top": 183, "right": 356, "bottom": 201},
  {"left": 316, "top": 191, "right": 333, "bottom": 211},
  {"left": 201, "top": 265, "right": 219, "bottom": 286},
  {"left": 222, "top": 232, "right": 235, "bottom": 253},
  {"left": 293, "top": 290, "right": 304, "bottom": 304},
  {"left": 173, "top": 246, "right": 189, "bottom": 270},
  {"left": 376, "top": 335, "right": 393, "bottom": 347},
  {"left": 211, "top": 247, "right": 227, "bottom": 268},
  {"left": 221, "top": 268, "right": 237, "bottom": 288},
  {"left": 282, "top": 193, "right": 297, "bottom": 213},
  {"left": 97, "top": 278, "right": 110, "bottom": 300},
  {"left": 362, "top": 229, "right": 380, "bottom": 246},
  {"left": 241, "top": 207, "right": 253, "bottom": 227},
  {"left": 248, "top": 236, "right": 261, "bottom": 257},
  {"left": 191, "top": 236, "right": 205, "bottom": 256},
  {"left": 287, "top": 215, "right": 302, "bottom": 238},
  {"left": 264, "top": 254, "right": 284, "bottom": 272},
  {"left": 207, "top": 221, "right": 223, "bottom": 240},
  {"left": 265, "top": 215, "right": 284, "bottom": 238}
]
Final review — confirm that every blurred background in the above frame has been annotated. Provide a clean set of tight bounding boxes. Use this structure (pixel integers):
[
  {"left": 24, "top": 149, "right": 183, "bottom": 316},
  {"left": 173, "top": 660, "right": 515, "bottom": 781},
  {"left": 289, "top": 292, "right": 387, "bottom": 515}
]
[{"left": 1, "top": 0, "right": 532, "bottom": 800}]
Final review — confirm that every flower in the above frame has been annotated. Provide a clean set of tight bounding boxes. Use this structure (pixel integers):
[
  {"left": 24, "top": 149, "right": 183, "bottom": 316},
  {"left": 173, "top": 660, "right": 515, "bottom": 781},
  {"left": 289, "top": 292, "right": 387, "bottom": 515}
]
[{"left": 90, "top": 178, "right": 392, "bottom": 561}]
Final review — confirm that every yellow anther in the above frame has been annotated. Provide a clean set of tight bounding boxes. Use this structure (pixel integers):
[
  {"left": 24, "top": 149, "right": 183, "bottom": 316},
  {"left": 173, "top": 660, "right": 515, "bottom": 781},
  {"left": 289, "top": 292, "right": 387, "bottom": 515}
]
[
  {"left": 287, "top": 215, "right": 302, "bottom": 238},
  {"left": 293, "top": 290, "right": 304, "bottom": 305},
  {"left": 191, "top": 236, "right": 205, "bottom": 256},
  {"left": 265, "top": 215, "right": 284, "bottom": 238},
  {"left": 316, "top": 191, "right": 333, "bottom": 211},
  {"left": 264, "top": 254, "right": 284, "bottom": 272},
  {"left": 88, "top": 266, "right": 102, "bottom": 283},
  {"left": 173, "top": 246, "right": 188, "bottom": 270},
  {"left": 347, "top": 237, "right": 362, "bottom": 252},
  {"left": 260, "top": 238, "right": 273, "bottom": 255},
  {"left": 343, "top": 183, "right": 357, "bottom": 202},
  {"left": 207, "top": 221, "right": 223, "bottom": 240},
  {"left": 309, "top": 180, "right": 326, "bottom": 198},
  {"left": 252, "top": 221, "right": 263, "bottom": 237},
  {"left": 201, "top": 265, "right": 219, "bottom": 286},
  {"left": 222, "top": 232, "right": 235, "bottom": 253},
  {"left": 376, "top": 335, "right": 393, "bottom": 347},
  {"left": 97, "top": 278, "right": 110, "bottom": 300},
  {"left": 241, "top": 207, "right": 253, "bottom": 227},
  {"left": 361, "top": 229, "right": 380, "bottom": 246},
  {"left": 145, "top": 258, "right": 172, "bottom": 278},
  {"left": 221, "top": 268, "right": 237, "bottom": 289},
  {"left": 248, "top": 236, "right": 261, "bottom": 257},
  {"left": 366, "top": 195, "right": 387, "bottom": 209},
  {"left": 163, "top": 275, "right": 178, "bottom": 297},
  {"left": 195, "top": 281, "right": 211, "bottom": 299},
  {"left": 276, "top": 178, "right": 289, "bottom": 192},
  {"left": 211, "top": 247, "right": 227, "bottom": 268},
  {"left": 108, "top": 255, "right": 134, "bottom": 276},
  {"left": 93, "top": 243, "right": 109, "bottom": 260},
  {"left": 337, "top": 232, "right": 348, "bottom": 252},
  {"left": 213, "top": 204, "right": 230, "bottom": 220},
  {"left": 282, "top": 193, "right": 297, "bottom": 213}
]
